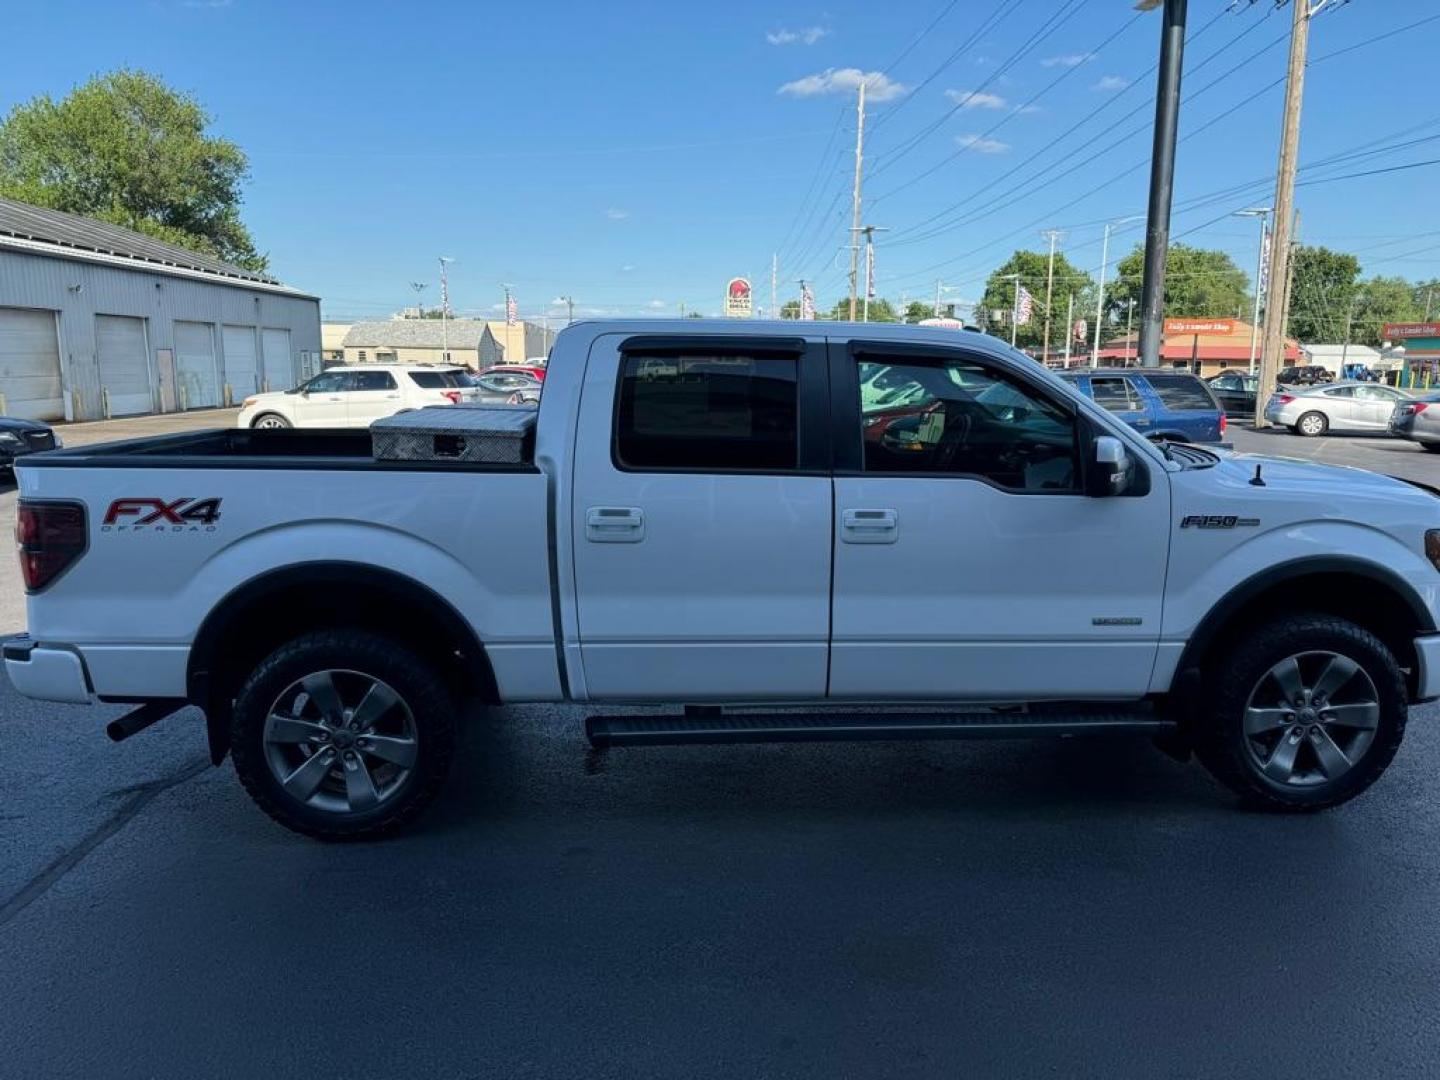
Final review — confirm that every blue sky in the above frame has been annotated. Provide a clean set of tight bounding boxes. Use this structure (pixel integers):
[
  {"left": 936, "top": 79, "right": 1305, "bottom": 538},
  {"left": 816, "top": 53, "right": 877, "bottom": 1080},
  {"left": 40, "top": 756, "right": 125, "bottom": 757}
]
[{"left": 6, "top": 0, "right": 1438, "bottom": 321}]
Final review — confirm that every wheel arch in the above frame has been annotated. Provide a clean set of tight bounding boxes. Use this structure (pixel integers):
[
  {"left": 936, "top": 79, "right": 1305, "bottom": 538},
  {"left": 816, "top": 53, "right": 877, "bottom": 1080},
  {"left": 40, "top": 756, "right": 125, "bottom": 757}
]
[
  {"left": 188, "top": 561, "right": 498, "bottom": 764},
  {"left": 1176, "top": 555, "right": 1435, "bottom": 700}
]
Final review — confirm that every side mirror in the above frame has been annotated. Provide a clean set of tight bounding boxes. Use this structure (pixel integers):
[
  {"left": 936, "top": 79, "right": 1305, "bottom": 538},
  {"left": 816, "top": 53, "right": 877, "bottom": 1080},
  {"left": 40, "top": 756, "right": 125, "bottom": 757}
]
[{"left": 1087, "top": 435, "right": 1135, "bottom": 498}]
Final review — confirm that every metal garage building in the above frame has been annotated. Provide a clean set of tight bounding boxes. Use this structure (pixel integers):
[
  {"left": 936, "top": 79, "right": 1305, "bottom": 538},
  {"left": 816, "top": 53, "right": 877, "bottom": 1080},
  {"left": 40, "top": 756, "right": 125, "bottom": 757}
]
[{"left": 0, "top": 198, "right": 321, "bottom": 421}]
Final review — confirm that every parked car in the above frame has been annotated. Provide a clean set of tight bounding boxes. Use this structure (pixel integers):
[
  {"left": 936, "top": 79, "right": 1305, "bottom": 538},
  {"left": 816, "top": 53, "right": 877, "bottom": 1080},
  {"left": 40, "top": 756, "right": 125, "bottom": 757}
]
[
  {"left": 1278, "top": 365, "right": 1335, "bottom": 386},
  {"left": 1263, "top": 381, "right": 1413, "bottom": 436},
  {"left": 1060, "top": 368, "right": 1225, "bottom": 443},
  {"left": 0, "top": 417, "right": 59, "bottom": 472},
  {"left": 465, "top": 370, "right": 543, "bottom": 405},
  {"left": 1207, "top": 371, "right": 1261, "bottom": 419},
  {"left": 13, "top": 320, "right": 1440, "bottom": 837},
  {"left": 1389, "top": 392, "right": 1440, "bottom": 452},
  {"left": 236, "top": 364, "right": 479, "bottom": 429}
]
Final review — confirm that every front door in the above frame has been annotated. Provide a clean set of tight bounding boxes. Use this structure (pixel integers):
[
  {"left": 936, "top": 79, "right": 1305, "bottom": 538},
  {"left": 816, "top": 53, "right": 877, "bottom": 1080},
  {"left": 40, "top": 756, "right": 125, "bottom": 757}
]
[
  {"left": 293, "top": 370, "right": 352, "bottom": 426},
  {"left": 571, "top": 334, "right": 832, "bottom": 701},
  {"left": 830, "top": 343, "right": 1170, "bottom": 701}
]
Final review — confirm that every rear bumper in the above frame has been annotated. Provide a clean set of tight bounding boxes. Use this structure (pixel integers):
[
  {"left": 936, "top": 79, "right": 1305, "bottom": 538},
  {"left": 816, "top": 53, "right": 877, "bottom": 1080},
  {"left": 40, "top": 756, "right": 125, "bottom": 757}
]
[
  {"left": 3, "top": 637, "right": 92, "bottom": 704},
  {"left": 1415, "top": 635, "right": 1440, "bottom": 702}
]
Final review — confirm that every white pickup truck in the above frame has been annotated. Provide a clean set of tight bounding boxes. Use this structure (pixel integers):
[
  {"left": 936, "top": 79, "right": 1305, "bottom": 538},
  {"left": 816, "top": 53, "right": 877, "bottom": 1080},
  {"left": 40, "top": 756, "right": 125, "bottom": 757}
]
[{"left": 8, "top": 321, "right": 1440, "bottom": 837}]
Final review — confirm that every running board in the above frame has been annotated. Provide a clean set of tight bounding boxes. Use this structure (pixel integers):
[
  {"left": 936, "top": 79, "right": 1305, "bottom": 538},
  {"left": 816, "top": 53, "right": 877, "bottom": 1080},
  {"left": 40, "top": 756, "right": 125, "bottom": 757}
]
[{"left": 585, "top": 709, "right": 1173, "bottom": 748}]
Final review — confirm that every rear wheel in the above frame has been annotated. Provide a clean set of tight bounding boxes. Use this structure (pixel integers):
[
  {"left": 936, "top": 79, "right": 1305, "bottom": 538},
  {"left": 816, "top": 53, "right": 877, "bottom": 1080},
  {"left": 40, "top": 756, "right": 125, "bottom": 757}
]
[
  {"left": 251, "top": 412, "right": 291, "bottom": 429},
  {"left": 230, "top": 629, "right": 456, "bottom": 838},
  {"left": 1296, "top": 411, "right": 1328, "bottom": 436},
  {"left": 1194, "top": 613, "right": 1406, "bottom": 811}
]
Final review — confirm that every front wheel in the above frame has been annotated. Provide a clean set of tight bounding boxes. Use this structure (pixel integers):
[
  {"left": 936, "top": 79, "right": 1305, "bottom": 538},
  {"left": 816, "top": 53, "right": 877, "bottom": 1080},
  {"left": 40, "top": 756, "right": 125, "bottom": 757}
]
[
  {"left": 251, "top": 412, "right": 292, "bottom": 429},
  {"left": 1194, "top": 613, "right": 1406, "bottom": 811},
  {"left": 1421, "top": 442, "right": 1440, "bottom": 454},
  {"left": 230, "top": 630, "right": 457, "bottom": 838}
]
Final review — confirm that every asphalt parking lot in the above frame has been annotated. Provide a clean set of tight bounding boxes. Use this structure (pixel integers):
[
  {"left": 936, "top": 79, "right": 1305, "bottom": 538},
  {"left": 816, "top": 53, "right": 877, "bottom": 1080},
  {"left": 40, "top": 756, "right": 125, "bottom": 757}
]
[{"left": 1, "top": 419, "right": 1439, "bottom": 1078}]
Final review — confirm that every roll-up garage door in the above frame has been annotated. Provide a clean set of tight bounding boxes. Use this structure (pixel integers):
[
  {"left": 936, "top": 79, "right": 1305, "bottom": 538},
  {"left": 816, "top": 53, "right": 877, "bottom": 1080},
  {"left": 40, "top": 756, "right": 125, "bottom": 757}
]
[
  {"left": 173, "top": 321, "right": 219, "bottom": 409},
  {"left": 222, "top": 325, "right": 259, "bottom": 400},
  {"left": 261, "top": 328, "right": 293, "bottom": 391},
  {"left": 96, "top": 315, "right": 152, "bottom": 416},
  {"left": 0, "top": 307, "right": 63, "bottom": 420}
]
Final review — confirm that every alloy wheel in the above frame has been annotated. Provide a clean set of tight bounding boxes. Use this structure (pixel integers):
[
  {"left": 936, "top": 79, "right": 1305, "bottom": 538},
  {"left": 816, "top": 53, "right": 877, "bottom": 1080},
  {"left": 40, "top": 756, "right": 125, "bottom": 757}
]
[
  {"left": 262, "top": 669, "right": 419, "bottom": 814},
  {"left": 255, "top": 415, "right": 288, "bottom": 429},
  {"left": 1242, "top": 650, "right": 1379, "bottom": 787}
]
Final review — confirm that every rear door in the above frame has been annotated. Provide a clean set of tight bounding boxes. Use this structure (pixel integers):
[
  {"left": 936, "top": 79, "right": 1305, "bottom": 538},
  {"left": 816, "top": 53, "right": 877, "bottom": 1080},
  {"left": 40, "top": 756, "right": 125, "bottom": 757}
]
[
  {"left": 571, "top": 333, "right": 832, "bottom": 701},
  {"left": 830, "top": 342, "right": 1169, "bottom": 701},
  {"left": 347, "top": 369, "right": 402, "bottom": 426}
]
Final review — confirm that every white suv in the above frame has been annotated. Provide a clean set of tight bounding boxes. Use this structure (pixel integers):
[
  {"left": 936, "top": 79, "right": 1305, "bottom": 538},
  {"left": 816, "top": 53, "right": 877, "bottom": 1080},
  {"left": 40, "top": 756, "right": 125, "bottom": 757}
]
[{"left": 237, "top": 365, "right": 479, "bottom": 429}]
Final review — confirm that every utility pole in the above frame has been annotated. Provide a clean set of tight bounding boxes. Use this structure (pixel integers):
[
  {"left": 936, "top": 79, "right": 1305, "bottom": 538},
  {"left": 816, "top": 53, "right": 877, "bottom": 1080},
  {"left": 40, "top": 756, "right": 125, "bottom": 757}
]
[
  {"left": 1137, "top": 0, "right": 1188, "bottom": 369},
  {"left": 1424, "top": 286, "right": 1434, "bottom": 321},
  {"left": 1040, "top": 229, "right": 1062, "bottom": 363},
  {"left": 856, "top": 225, "right": 887, "bottom": 322},
  {"left": 1235, "top": 207, "right": 1272, "bottom": 375},
  {"left": 1090, "top": 216, "right": 1143, "bottom": 367},
  {"left": 847, "top": 80, "right": 867, "bottom": 322},
  {"left": 437, "top": 257, "right": 454, "bottom": 360},
  {"left": 771, "top": 253, "right": 778, "bottom": 322},
  {"left": 1256, "top": 0, "right": 1327, "bottom": 424},
  {"left": 1125, "top": 299, "right": 1136, "bottom": 363},
  {"left": 410, "top": 281, "right": 427, "bottom": 318}
]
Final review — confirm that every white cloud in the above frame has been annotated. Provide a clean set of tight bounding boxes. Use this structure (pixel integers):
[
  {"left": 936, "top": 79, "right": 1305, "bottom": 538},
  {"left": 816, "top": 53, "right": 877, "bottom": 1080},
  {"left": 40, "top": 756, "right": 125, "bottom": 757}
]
[
  {"left": 945, "top": 89, "right": 1007, "bottom": 110},
  {"left": 778, "top": 68, "right": 908, "bottom": 102},
  {"left": 620, "top": 264, "right": 636, "bottom": 272},
  {"left": 1094, "top": 75, "right": 1129, "bottom": 91},
  {"left": 956, "top": 134, "right": 1010, "bottom": 155},
  {"left": 605, "top": 207, "right": 629, "bottom": 220},
  {"left": 1041, "top": 52, "right": 1095, "bottom": 68},
  {"left": 646, "top": 299, "right": 668, "bottom": 309},
  {"left": 767, "top": 26, "right": 829, "bottom": 46}
]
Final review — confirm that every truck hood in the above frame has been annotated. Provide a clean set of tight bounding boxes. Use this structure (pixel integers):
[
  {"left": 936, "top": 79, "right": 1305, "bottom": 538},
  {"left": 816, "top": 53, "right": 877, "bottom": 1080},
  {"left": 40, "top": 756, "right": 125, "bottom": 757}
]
[{"left": 1198, "top": 447, "right": 1438, "bottom": 508}]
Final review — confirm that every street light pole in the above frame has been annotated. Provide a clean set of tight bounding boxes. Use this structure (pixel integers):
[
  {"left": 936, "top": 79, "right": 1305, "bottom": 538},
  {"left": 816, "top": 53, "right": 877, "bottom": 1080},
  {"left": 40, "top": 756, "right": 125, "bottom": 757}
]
[
  {"left": 437, "top": 257, "right": 454, "bottom": 361},
  {"left": 410, "top": 281, "right": 427, "bottom": 317},
  {"left": 1235, "top": 207, "right": 1272, "bottom": 375},
  {"left": 1136, "top": 0, "right": 1188, "bottom": 368}
]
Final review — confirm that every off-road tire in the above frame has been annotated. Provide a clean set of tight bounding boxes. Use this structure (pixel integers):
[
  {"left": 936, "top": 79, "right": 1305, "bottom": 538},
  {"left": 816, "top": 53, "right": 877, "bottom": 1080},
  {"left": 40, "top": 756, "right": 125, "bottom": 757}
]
[
  {"left": 231, "top": 629, "right": 457, "bottom": 839},
  {"left": 1193, "top": 613, "right": 1406, "bottom": 811}
]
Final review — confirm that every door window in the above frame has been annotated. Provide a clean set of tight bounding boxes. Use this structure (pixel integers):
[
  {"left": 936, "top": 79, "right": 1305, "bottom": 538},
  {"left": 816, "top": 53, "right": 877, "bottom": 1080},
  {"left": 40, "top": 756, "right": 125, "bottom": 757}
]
[
  {"left": 857, "top": 357, "right": 1077, "bottom": 492},
  {"left": 615, "top": 353, "right": 798, "bottom": 471},
  {"left": 353, "top": 370, "right": 397, "bottom": 391},
  {"left": 1090, "top": 376, "right": 1144, "bottom": 412},
  {"left": 304, "top": 371, "right": 352, "bottom": 393},
  {"left": 1356, "top": 385, "right": 1401, "bottom": 401}
]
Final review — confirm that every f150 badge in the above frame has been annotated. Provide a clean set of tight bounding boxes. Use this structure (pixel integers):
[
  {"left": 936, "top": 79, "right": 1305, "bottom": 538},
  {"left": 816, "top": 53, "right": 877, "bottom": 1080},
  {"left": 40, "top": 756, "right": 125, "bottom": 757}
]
[
  {"left": 101, "top": 497, "right": 223, "bottom": 532},
  {"left": 1180, "top": 514, "right": 1259, "bottom": 529}
]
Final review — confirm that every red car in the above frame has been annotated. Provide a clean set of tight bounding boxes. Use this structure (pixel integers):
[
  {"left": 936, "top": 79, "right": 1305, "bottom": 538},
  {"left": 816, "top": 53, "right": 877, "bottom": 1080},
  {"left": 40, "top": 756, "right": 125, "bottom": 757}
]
[{"left": 481, "top": 364, "right": 547, "bottom": 382}]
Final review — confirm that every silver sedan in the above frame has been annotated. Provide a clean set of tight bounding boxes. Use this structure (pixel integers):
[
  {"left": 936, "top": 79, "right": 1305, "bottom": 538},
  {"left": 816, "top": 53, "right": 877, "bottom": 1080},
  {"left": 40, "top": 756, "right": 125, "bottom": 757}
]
[
  {"left": 1389, "top": 391, "right": 1440, "bottom": 452},
  {"left": 1262, "top": 381, "right": 1413, "bottom": 436}
]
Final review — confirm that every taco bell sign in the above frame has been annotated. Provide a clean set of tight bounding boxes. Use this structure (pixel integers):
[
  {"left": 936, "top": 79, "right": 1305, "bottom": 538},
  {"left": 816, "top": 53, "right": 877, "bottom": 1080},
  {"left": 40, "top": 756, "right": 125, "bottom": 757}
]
[{"left": 725, "top": 277, "right": 753, "bottom": 318}]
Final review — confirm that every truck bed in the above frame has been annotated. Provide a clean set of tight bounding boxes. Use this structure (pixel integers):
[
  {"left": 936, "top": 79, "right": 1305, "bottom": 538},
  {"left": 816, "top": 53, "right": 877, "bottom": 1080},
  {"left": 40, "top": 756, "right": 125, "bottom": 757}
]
[{"left": 23, "top": 427, "right": 539, "bottom": 472}]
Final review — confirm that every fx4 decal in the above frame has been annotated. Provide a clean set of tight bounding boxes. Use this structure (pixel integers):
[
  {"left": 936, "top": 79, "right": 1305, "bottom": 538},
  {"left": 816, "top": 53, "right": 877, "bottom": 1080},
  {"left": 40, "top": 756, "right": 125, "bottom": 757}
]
[
  {"left": 101, "top": 497, "right": 223, "bottom": 532},
  {"left": 1180, "top": 514, "right": 1260, "bottom": 529}
]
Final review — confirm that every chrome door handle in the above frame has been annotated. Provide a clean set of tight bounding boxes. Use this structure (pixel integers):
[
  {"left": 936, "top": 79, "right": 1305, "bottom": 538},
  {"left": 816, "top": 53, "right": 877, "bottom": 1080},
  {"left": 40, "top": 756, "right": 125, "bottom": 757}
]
[
  {"left": 841, "top": 508, "right": 898, "bottom": 544},
  {"left": 586, "top": 506, "right": 645, "bottom": 543}
]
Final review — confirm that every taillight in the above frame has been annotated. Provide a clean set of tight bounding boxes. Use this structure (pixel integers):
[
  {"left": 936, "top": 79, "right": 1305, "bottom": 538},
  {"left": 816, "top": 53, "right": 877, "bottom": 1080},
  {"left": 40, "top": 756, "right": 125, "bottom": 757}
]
[
  {"left": 1414, "top": 403, "right": 1430, "bottom": 414},
  {"left": 1219, "top": 413, "right": 1227, "bottom": 435},
  {"left": 16, "top": 500, "right": 87, "bottom": 592},
  {"left": 441, "top": 390, "right": 461, "bottom": 404},
  {"left": 1277, "top": 394, "right": 1295, "bottom": 405}
]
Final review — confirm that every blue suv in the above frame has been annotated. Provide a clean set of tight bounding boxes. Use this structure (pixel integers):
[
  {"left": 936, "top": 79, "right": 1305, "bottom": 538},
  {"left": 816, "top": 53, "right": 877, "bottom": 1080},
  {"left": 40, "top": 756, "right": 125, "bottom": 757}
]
[{"left": 1059, "top": 368, "right": 1226, "bottom": 443}]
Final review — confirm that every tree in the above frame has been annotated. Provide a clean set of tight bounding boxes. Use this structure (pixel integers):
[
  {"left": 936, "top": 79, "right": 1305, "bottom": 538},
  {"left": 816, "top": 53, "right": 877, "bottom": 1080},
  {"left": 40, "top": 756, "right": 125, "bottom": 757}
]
[
  {"left": 904, "top": 300, "right": 933, "bottom": 323},
  {"left": 779, "top": 299, "right": 802, "bottom": 320},
  {"left": 979, "top": 250, "right": 1093, "bottom": 352},
  {"left": 1285, "top": 245, "right": 1360, "bottom": 343},
  {"left": 1351, "top": 277, "right": 1419, "bottom": 347},
  {"left": 1413, "top": 279, "right": 1440, "bottom": 322},
  {"left": 685, "top": 311, "right": 704, "bottom": 319},
  {"left": 1105, "top": 243, "right": 1250, "bottom": 333},
  {"left": 0, "top": 69, "right": 266, "bottom": 271},
  {"left": 825, "top": 297, "right": 898, "bottom": 322}
]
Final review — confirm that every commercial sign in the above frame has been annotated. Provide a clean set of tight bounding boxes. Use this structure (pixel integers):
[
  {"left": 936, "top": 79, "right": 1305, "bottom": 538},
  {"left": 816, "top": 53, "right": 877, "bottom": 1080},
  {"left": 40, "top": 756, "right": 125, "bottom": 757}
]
[
  {"left": 1382, "top": 322, "right": 1440, "bottom": 339},
  {"left": 1163, "top": 318, "right": 1236, "bottom": 335},
  {"left": 725, "top": 277, "right": 753, "bottom": 318}
]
